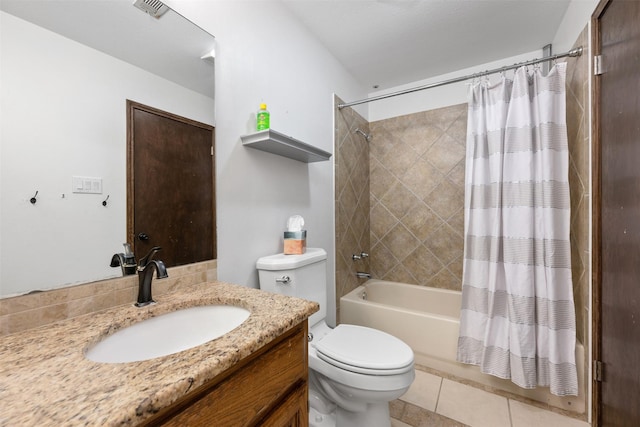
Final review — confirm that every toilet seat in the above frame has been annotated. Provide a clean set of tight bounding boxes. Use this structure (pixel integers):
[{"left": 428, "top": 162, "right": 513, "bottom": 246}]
[{"left": 314, "top": 324, "right": 414, "bottom": 376}]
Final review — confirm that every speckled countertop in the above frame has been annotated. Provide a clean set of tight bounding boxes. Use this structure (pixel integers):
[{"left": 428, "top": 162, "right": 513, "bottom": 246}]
[{"left": 0, "top": 281, "right": 318, "bottom": 426}]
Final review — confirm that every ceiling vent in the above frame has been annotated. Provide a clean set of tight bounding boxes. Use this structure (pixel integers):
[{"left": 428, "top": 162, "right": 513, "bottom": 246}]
[{"left": 132, "top": 0, "right": 169, "bottom": 19}]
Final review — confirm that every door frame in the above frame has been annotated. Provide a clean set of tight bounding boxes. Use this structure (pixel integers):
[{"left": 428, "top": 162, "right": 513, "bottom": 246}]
[
  {"left": 591, "top": 1, "right": 606, "bottom": 424},
  {"left": 126, "top": 100, "right": 216, "bottom": 261}
]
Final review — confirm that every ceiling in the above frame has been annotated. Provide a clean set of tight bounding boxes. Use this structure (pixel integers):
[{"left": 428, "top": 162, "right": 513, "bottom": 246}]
[
  {"left": 282, "top": 0, "right": 572, "bottom": 90},
  {"left": 0, "top": 0, "right": 216, "bottom": 98},
  {"left": 1, "top": 0, "right": 572, "bottom": 96}
]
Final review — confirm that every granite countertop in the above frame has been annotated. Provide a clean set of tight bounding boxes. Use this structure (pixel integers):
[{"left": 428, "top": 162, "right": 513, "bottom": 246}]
[{"left": 0, "top": 281, "right": 318, "bottom": 426}]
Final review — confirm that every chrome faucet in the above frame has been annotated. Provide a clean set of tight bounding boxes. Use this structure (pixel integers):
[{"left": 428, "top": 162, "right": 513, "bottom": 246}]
[
  {"left": 135, "top": 246, "right": 168, "bottom": 307},
  {"left": 356, "top": 272, "right": 371, "bottom": 279}
]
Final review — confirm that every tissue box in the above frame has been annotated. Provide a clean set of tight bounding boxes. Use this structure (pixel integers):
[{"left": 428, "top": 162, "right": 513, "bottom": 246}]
[{"left": 284, "top": 230, "right": 306, "bottom": 255}]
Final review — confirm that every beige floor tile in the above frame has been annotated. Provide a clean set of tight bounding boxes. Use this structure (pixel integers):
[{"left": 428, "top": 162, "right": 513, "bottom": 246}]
[
  {"left": 401, "top": 370, "right": 442, "bottom": 411},
  {"left": 510, "top": 400, "right": 589, "bottom": 427},
  {"left": 437, "top": 379, "right": 510, "bottom": 427}
]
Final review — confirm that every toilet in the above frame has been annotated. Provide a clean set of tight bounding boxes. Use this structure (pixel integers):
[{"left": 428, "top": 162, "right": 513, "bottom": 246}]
[{"left": 257, "top": 248, "right": 415, "bottom": 427}]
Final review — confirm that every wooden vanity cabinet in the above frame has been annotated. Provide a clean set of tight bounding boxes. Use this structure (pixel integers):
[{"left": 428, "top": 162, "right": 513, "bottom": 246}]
[{"left": 144, "top": 321, "right": 309, "bottom": 427}]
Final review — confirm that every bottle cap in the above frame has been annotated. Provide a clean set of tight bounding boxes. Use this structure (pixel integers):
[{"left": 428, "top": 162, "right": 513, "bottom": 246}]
[{"left": 260, "top": 103, "right": 267, "bottom": 110}]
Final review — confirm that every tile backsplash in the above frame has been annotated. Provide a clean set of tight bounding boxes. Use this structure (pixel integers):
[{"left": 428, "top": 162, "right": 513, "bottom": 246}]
[{"left": 0, "top": 260, "right": 217, "bottom": 336}]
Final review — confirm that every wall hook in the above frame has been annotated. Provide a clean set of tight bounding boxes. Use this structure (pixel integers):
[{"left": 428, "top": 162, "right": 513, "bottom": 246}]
[
  {"left": 30, "top": 191, "right": 38, "bottom": 204},
  {"left": 102, "top": 195, "right": 110, "bottom": 207}
]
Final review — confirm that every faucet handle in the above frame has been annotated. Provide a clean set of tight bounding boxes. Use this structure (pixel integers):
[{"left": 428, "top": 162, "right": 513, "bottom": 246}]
[
  {"left": 352, "top": 251, "right": 369, "bottom": 261},
  {"left": 139, "top": 246, "right": 162, "bottom": 268}
]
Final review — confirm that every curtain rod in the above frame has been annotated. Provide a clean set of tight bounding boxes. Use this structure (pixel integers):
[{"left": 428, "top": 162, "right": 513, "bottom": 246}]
[{"left": 337, "top": 46, "right": 583, "bottom": 110}]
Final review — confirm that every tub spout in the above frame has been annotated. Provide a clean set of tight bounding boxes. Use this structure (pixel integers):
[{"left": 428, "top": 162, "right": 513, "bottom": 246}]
[{"left": 356, "top": 272, "right": 371, "bottom": 279}]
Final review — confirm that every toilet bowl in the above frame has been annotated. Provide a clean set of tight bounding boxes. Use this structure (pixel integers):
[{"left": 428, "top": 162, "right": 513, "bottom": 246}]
[
  {"left": 308, "top": 322, "right": 414, "bottom": 427},
  {"left": 256, "top": 248, "right": 415, "bottom": 427}
]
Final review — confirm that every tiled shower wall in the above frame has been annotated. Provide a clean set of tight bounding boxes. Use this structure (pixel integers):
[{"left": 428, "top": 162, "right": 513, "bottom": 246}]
[
  {"left": 565, "top": 27, "right": 590, "bottom": 349},
  {"left": 334, "top": 96, "right": 370, "bottom": 322},
  {"left": 335, "top": 26, "right": 590, "bottom": 351},
  {"left": 369, "top": 104, "right": 467, "bottom": 290}
]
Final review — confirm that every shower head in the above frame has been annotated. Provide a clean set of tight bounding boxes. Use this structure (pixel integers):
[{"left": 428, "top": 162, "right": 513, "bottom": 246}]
[{"left": 354, "top": 128, "right": 372, "bottom": 142}]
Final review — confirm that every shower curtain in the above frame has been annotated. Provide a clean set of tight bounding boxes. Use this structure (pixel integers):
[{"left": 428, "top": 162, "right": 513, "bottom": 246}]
[{"left": 456, "top": 62, "right": 578, "bottom": 396}]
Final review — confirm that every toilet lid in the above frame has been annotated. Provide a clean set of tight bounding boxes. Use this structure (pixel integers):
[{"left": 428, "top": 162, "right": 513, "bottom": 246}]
[{"left": 314, "top": 324, "right": 414, "bottom": 376}]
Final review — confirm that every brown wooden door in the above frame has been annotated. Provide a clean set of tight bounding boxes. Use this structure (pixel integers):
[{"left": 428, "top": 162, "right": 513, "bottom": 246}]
[
  {"left": 127, "top": 101, "right": 215, "bottom": 268},
  {"left": 594, "top": 0, "right": 640, "bottom": 425}
]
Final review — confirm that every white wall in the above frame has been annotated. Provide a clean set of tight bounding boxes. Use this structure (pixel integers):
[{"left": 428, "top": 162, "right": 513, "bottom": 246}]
[
  {"left": 367, "top": 49, "right": 542, "bottom": 121},
  {"left": 0, "top": 11, "right": 215, "bottom": 296},
  {"left": 166, "top": 1, "right": 367, "bottom": 325},
  {"left": 552, "top": 0, "right": 599, "bottom": 53},
  {"left": 367, "top": 0, "right": 599, "bottom": 122}
]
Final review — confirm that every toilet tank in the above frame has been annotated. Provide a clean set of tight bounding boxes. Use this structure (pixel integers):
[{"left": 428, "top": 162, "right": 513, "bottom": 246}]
[{"left": 256, "top": 248, "right": 327, "bottom": 326}]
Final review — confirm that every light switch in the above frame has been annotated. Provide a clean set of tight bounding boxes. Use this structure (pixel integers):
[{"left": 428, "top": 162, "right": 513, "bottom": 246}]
[{"left": 72, "top": 176, "right": 103, "bottom": 194}]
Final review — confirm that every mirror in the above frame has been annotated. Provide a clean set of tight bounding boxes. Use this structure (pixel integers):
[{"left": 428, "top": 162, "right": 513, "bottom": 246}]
[{"left": 0, "top": 0, "right": 216, "bottom": 297}]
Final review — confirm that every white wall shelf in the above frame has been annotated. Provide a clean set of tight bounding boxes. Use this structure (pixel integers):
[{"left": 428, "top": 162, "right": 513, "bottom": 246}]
[{"left": 241, "top": 129, "right": 332, "bottom": 163}]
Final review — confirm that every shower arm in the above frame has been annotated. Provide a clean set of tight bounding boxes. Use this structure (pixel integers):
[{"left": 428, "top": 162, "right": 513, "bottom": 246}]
[{"left": 354, "top": 128, "right": 371, "bottom": 142}]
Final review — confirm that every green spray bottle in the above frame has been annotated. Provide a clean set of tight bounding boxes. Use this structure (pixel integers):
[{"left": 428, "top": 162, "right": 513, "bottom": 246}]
[{"left": 256, "top": 103, "right": 270, "bottom": 131}]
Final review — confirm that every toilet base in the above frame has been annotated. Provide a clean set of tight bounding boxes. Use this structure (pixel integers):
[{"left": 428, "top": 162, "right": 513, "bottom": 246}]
[
  {"left": 336, "top": 402, "right": 391, "bottom": 427},
  {"left": 309, "top": 384, "right": 391, "bottom": 427},
  {"left": 308, "top": 366, "right": 397, "bottom": 427},
  {"left": 309, "top": 402, "right": 391, "bottom": 427},
  {"left": 309, "top": 406, "right": 336, "bottom": 427}
]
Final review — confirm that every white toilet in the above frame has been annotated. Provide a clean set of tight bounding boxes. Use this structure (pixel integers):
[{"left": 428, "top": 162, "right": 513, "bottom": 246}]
[{"left": 257, "top": 248, "right": 415, "bottom": 427}]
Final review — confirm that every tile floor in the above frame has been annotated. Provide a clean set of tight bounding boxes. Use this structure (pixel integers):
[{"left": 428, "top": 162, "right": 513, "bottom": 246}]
[{"left": 390, "top": 368, "right": 591, "bottom": 427}]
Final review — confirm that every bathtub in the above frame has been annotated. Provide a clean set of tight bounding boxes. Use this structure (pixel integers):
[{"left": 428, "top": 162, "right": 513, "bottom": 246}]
[{"left": 340, "top": 279, "right": 586, "bottom": 415}]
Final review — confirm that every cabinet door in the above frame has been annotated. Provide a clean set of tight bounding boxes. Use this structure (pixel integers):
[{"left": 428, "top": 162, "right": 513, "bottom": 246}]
[
  {"left": 260, "top": 384, "right": 308, "bottom": 427},
  {"left": 151, "top": 322, "right": 308, "bottom": 427}
]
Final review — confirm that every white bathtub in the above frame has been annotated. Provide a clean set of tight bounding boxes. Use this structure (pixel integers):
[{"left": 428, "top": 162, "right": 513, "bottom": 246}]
[{"left": 340, "top": 279, "right": 586, "bottom": 415}]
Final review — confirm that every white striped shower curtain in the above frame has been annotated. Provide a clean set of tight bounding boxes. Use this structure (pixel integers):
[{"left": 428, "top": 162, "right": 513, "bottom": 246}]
[{"left": 456, "top": 62, "right": 578, "bottom": 396}]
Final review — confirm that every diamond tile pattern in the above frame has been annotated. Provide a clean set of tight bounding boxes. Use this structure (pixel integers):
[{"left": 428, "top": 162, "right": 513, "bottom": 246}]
[
  {"left": 370, "top": 104, "right": 467, "bottom": 290},
  {"left": 565, "top": 28, "right": 590, "bottom": 360},
  {"left": 334, "top": 96, "right": 371, "bottom": 321}
]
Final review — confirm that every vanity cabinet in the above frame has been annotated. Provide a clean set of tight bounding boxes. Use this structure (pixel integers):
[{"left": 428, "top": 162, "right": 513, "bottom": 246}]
[{"left": 145, "top": 321, "right": 309, "bottom": 426}]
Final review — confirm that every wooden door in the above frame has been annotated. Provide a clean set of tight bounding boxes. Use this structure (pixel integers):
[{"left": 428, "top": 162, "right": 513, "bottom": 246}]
[
  {"left": 593, "top": 0, "right": 640, "bottom": 425},
  {"left": 127, "top": 101, "right": 215, "bottom": 268}
]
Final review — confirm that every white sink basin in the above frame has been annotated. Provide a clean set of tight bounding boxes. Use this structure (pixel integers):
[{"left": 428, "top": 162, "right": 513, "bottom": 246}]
[{"left": 85, "top": 305, "right": 250, "bottom": 363}]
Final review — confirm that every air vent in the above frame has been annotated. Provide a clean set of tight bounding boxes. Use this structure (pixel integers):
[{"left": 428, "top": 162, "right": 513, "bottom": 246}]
[{"left": 132, "top": 0, "right": 169, "bottom": 18}]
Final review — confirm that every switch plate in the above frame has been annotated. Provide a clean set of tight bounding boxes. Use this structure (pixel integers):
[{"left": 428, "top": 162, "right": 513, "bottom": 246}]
[{"left": 72, "top": 176, "right": 102, "bottom": 194}]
